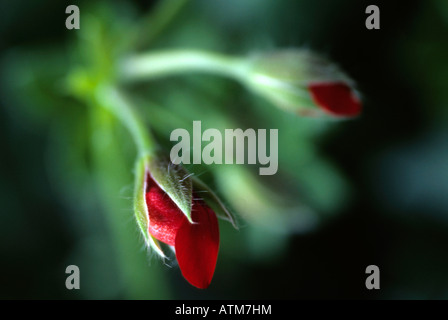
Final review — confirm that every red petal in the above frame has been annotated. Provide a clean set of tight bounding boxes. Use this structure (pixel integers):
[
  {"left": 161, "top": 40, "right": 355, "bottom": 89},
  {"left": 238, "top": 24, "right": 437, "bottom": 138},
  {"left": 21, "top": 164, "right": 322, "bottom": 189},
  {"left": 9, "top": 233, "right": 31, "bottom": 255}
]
[
  {"left": 308, "top": 82, "right": 361, "bottom": 117},
  {"left": 145, "top": 175, "right": 186, "bottom": 246},
  {"left": 175, "top": 202, "right": 220, "bottom": 289}
]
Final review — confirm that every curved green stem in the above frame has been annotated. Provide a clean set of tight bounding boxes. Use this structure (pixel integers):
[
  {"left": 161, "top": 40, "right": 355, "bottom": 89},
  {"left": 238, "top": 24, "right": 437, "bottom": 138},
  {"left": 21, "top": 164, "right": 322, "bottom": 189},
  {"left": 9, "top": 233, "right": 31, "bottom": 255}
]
[
  {"left": 136, "top": 0, "right": 191, "bottom": 49},
  {"left": 120, "top": 50, "right": 249, "bottom": 83},
  {"left": 96, "top": 84, "right": 156, "bottom": 157}
]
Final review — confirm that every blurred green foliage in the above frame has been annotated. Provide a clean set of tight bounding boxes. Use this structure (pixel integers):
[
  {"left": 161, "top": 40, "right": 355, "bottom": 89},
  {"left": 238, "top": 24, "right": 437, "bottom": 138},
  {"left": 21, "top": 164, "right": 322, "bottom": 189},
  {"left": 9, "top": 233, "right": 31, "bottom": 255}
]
[{"left": 1, "top": 0, "right": 448, "bottom": 299}]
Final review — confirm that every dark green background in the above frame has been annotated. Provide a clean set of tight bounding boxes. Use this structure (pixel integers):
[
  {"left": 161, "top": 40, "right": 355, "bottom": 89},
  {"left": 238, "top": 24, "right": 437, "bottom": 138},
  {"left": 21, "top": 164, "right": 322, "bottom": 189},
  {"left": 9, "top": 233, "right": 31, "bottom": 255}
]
[{"left": 1, "top": 0, "right": 448, "bottom": 299}]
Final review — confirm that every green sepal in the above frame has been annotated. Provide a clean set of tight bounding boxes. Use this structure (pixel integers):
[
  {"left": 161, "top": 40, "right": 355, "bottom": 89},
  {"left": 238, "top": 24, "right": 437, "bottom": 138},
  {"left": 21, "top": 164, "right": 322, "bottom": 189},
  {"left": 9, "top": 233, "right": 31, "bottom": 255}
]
[
  {"left": 133, "top": 156, "right": 166, "bottom": 258},
  {"left": 192, "top": 176, "right": 238, "bottom": 229},
  {"left": 245, "top": 49, "right": 353, "bottom": 117},
  {"left": 147, "top": 154, "right": 193, "bottom": 223}
]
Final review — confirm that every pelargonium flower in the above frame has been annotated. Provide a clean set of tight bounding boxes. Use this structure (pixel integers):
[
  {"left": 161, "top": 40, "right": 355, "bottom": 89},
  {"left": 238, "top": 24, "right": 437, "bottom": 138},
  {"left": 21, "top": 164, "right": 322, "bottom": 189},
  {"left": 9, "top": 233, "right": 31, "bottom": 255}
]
[
  {"left": 134, "top": 155, "right": 236, "bottom": 289},
  {"left": 307, "top": 82, "right": 361, "bottom": 117},
  {"left": 244, "top": 49, "right": 362, "bottom": 118},
  {"left": 145, "top": 174, "right": 219, "bottom": 289}
]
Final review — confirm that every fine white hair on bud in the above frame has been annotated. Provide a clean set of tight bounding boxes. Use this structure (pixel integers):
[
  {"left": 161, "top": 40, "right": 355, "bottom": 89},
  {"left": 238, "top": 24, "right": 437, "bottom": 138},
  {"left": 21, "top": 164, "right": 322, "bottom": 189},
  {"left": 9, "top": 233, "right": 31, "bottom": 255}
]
[{"left": 244, "top": 49, "right": 362, "bottom": 118}]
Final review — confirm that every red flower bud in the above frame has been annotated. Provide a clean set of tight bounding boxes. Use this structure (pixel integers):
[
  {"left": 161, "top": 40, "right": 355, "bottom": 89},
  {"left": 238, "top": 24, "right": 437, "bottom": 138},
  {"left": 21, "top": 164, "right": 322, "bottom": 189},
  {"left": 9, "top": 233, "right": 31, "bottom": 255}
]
[
  {"left": 145, "top": 174, "right": 219, "bottom": 289},
  {"left": 308, "top": 82, "right": 361, "bottom": 117},
  {"left": 246, "top": 49, "right": 362, "bottom": 118}
]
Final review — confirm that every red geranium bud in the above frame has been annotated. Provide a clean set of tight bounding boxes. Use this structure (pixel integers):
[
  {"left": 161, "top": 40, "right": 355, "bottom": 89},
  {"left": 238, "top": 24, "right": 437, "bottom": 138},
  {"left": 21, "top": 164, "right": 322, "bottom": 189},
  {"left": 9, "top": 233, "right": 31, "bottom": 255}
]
[
  {"left": 175, "top": 202, "right": 219, "bottom": 289},
  {"left": 308, "top": 82, "right": 361, "bottom": 117},
  {"left": 246, "top": 49, "right": 362, "bottom": 118},
  {"left": 146, "top": 174, "right": 186, "bottom": 245},
  {"left": 145, "top": 174, "right": 219, "bottom": 289}
]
